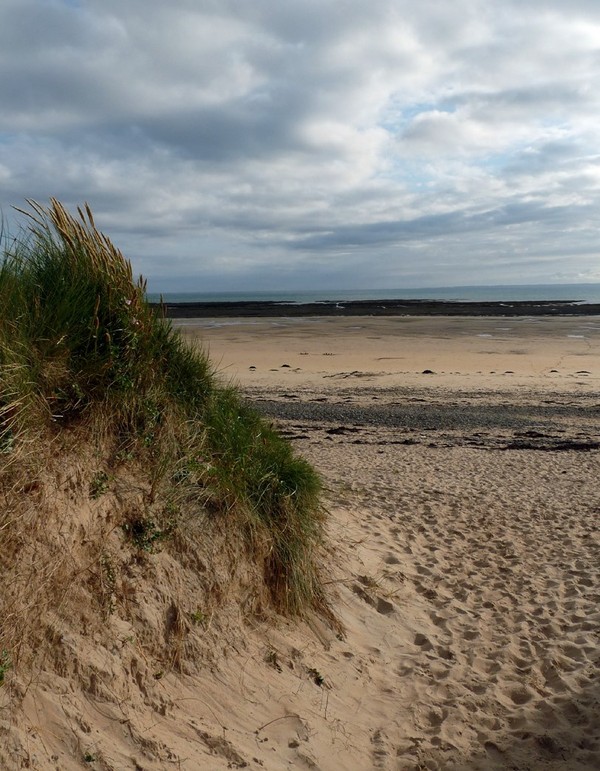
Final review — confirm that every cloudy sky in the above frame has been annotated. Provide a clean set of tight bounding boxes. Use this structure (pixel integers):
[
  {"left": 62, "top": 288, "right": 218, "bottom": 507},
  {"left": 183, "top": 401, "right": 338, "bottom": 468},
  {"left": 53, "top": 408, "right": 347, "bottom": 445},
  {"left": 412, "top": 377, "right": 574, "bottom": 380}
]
[{"left": 1, "top": 0, "right": 600, "bottom": 292}]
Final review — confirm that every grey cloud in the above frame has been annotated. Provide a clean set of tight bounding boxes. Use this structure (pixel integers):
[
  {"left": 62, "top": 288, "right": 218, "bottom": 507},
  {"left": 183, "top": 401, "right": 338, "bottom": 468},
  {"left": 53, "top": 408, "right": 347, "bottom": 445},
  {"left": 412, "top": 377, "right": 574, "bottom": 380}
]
[
  {"left": 502, "top": 140, "right": 588, "bottom": 176},
  {"left": 461, "top": 84, "right": 594, "bottom": 119},
  {"left": 288, "top": 199, "right": 587, "bottom": 252},
  {"left": 136, "top": 92, "right": 308, "bottom": 162},
  {"left": 1, "top": 0, "right": 600, "bottom": 288}
]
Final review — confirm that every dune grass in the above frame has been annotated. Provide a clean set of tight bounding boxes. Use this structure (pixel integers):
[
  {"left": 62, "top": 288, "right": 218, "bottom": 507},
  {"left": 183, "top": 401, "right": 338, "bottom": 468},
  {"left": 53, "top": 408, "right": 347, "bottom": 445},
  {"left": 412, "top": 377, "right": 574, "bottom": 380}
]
[{"left": 0, "top": 199, "right": 326, "bottom": 616}]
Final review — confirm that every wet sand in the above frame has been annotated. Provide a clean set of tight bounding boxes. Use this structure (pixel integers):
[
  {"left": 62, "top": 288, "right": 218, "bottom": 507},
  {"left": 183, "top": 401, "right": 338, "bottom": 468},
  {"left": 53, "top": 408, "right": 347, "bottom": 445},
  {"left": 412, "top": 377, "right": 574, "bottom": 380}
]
[{"left": 176, "top": 314, "right": 600, "bottom": 393}]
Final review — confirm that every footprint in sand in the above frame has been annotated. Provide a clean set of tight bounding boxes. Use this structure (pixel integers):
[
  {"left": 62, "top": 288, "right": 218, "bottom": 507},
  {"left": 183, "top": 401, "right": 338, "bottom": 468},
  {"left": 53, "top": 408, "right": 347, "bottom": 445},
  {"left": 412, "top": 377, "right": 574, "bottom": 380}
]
[
  {"left": 414, "top": 633, "right": 433, "bottom": 651},
  {"left": 370, "top": 728, "right": 391, "bottom": 769},
  {"left": 503, "top": 683, "right": 536, "bottom": 706}
]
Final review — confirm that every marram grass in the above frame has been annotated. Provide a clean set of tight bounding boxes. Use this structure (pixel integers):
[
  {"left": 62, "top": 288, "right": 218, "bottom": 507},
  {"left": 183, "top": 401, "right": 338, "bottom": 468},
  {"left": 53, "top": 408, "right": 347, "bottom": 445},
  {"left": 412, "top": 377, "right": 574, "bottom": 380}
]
[{"left": 0, "top": 199, "right": 326, "bottom": 615}]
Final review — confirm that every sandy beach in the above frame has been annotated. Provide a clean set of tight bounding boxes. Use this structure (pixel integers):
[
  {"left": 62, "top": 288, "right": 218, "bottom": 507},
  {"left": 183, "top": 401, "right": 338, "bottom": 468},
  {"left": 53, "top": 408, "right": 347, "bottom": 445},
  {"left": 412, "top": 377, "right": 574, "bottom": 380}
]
[
  {"left": 177, "top": 314, "right": 600, "bottom": 392},
  {"left": 2, "top": 315, "right": 598, "bottom": 770},
  {"left": 171, "top": 315, "right": 600, "bottom": 770}
]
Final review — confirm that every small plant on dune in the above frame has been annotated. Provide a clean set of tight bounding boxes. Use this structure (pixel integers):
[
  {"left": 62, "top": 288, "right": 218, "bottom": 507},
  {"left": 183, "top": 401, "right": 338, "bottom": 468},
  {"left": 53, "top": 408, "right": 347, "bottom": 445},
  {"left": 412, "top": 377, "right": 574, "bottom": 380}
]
[
  {"left": 122, "top": 515, "right": 174, "bottom": 553},
  {"left": 189, "top": 608, "right": 206, "bottom": 626},
  {"left": 0, "top": 650, "right": 11, "bottom": 685},
  {"left": 89, "top": 470, "right": 110, "bottom": 499}
]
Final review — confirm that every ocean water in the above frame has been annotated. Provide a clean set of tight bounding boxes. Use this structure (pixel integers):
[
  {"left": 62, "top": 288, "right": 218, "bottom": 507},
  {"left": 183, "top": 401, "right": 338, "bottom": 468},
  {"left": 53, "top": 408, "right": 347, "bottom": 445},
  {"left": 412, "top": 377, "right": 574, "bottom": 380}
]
[{"left": 148, "top": 284, "right": 600, "bottom": 305}]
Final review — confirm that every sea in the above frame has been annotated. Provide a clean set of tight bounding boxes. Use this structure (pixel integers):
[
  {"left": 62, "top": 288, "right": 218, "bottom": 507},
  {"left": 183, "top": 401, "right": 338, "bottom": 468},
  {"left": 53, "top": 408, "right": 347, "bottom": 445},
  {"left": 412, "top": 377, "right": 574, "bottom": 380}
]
[{"left": 147, "top": 284, "right": 600, "bottom": 305}]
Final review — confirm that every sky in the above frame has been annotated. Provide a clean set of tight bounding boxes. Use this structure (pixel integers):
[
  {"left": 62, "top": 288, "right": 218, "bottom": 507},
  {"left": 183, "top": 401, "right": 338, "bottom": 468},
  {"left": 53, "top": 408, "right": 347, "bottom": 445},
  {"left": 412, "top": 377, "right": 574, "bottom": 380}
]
[{"left": 1, "top": 0, "right": 600, "bottom": 292}]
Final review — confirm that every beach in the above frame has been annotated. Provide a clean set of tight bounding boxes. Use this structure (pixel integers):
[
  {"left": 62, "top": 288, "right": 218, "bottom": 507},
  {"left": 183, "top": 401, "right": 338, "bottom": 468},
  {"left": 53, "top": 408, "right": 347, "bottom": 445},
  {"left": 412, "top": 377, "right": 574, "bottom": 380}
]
[
  {"left": 173, "top": 314, "right": 600, "bottom": 770},
  {"left": 4, "top": 313, "right": 598, "bottom": 770},
  {"left": 176, "top": 314, "right": 600, "bottom": 391}
]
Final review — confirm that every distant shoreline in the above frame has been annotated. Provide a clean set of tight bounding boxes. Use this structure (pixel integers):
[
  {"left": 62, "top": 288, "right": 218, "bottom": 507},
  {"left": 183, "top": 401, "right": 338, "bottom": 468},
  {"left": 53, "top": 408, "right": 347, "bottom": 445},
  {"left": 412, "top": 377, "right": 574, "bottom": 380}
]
[{"left": 155, "top": 298, "right": 600, "bottom": 318}]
